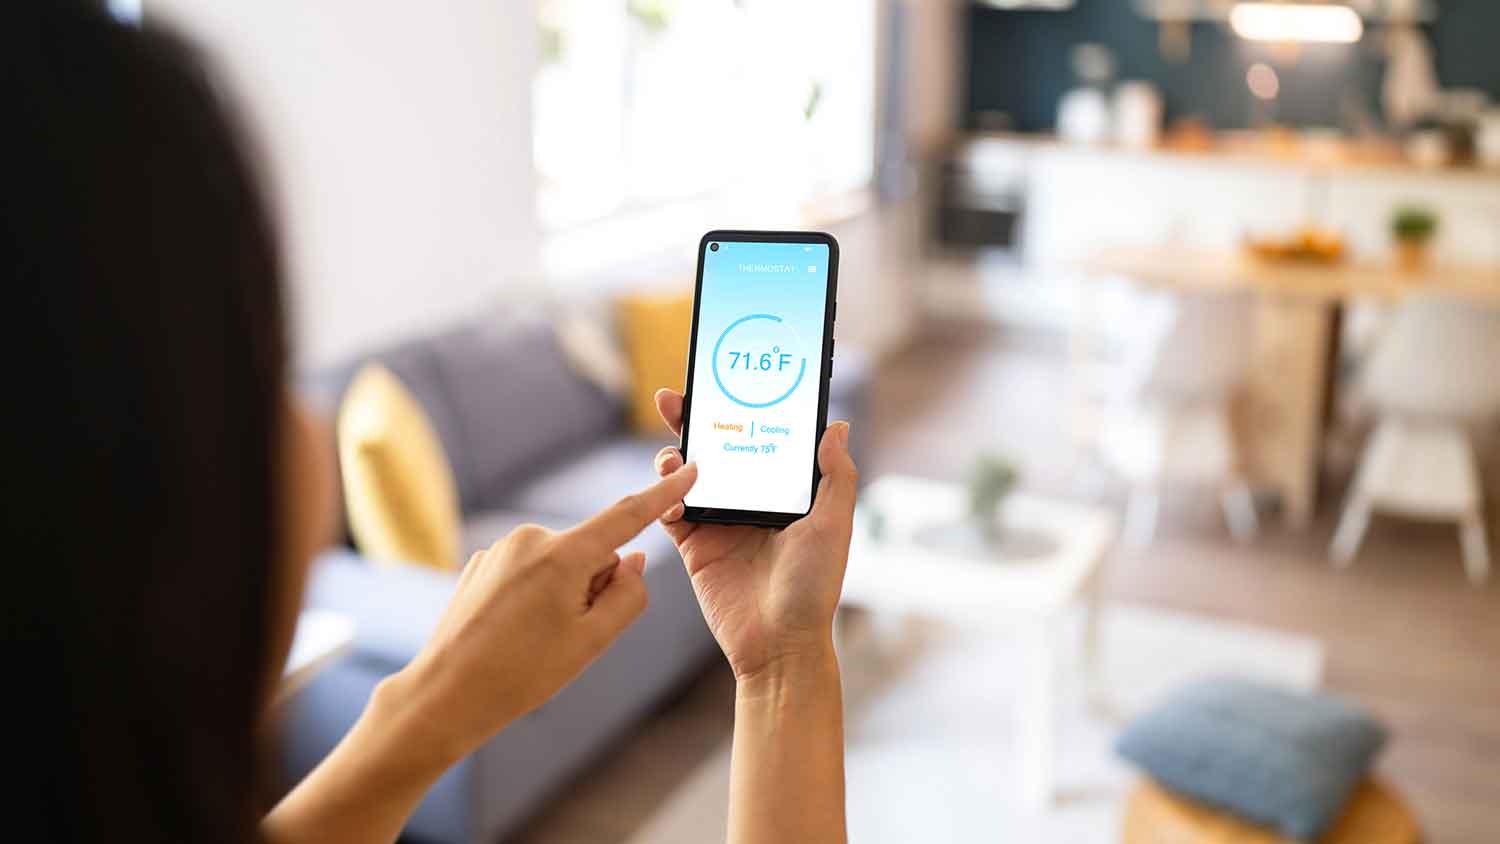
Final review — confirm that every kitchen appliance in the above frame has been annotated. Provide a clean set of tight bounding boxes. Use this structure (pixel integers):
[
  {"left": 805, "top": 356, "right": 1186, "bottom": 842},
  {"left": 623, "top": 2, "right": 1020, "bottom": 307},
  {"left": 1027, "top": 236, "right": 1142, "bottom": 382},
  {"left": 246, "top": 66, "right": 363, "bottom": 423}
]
[{"left": 934, "top": 138, "right": 1027, "bottom": 251}]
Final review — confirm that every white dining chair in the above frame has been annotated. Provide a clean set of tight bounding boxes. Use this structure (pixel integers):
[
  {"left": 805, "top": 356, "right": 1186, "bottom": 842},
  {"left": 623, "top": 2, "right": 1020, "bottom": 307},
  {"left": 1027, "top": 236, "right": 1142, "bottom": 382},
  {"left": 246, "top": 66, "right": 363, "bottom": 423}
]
[
  {"left": 1330, "top": 296, "right": 1500, "bottom": 583},
  {"left": 1077, "top": 282, "right": 1259, "bottom": 547}
]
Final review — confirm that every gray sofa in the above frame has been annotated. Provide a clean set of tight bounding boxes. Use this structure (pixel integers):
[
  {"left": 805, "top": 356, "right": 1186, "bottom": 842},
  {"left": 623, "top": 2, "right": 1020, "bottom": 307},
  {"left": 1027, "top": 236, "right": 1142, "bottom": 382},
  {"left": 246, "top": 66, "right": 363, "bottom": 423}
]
[{"left": 282, "top": 314, "right": 869, "bottom": 844}]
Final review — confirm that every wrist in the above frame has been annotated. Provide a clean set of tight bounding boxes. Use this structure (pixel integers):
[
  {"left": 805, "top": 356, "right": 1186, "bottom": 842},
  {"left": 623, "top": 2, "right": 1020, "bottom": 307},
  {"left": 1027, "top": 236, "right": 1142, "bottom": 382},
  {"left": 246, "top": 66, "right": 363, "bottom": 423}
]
[
  {"left": 734, "top": 637, "right": 840, "bottom": 703},
  {"left": 364, "top": 663, "right": 473, "bottom": 774}
]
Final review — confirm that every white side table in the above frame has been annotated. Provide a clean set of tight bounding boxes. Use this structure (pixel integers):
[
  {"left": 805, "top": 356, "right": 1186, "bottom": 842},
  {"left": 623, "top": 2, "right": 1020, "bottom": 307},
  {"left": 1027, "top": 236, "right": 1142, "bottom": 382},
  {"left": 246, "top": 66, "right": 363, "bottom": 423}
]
[
  {"left": 842, "top": 475, "right": 1117, "bottom": 809},
  {"left": 278, "top": 608, "right": 356, "bottom": 704}
]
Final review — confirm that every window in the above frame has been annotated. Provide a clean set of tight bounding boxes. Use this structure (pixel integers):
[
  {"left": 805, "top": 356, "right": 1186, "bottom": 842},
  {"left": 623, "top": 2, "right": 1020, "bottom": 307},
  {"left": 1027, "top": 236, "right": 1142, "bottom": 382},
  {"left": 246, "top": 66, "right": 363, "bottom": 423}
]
[{"left": 535, "top": 0, "right": 876, "bottom": 230}]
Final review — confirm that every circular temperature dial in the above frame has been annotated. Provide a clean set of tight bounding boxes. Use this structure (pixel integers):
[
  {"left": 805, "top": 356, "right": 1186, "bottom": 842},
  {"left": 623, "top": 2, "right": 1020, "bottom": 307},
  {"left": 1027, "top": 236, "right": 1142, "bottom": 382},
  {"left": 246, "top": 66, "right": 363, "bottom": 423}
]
[{"left": 711, "top": 313, "right": 808, "bottom": 409}]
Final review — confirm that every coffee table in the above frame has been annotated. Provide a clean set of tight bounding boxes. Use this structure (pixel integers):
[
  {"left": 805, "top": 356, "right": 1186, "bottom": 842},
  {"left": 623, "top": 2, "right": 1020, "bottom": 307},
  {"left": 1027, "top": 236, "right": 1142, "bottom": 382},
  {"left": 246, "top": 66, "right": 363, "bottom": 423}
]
[{"left": 842, "top": 475, "right": 1118, "bottom": 809}]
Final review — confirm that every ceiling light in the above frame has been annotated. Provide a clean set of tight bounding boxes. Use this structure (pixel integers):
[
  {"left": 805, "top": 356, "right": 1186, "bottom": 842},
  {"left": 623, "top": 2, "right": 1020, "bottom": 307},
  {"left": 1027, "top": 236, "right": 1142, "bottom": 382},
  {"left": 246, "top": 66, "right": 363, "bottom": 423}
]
[
  {"left": 1230, "top": 3, "right": 1364, "bottom": 43},
  {"left": 978, "top": 0, "right": 1076, "bottom": 9}
]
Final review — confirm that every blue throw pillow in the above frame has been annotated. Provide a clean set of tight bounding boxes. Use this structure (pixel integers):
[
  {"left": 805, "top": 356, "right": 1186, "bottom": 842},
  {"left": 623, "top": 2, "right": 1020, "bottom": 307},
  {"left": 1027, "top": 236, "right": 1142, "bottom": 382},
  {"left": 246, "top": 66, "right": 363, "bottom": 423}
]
[{"left": 1116, "top": 677, "right": 1387, "bottom": 840}]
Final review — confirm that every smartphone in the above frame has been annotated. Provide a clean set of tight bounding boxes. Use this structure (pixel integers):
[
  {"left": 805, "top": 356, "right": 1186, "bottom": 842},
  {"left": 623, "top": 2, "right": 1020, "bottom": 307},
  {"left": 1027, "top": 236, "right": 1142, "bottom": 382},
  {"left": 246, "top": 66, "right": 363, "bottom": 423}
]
[{"left": 678, "top": 230, "right": 839, "bottom": 527}]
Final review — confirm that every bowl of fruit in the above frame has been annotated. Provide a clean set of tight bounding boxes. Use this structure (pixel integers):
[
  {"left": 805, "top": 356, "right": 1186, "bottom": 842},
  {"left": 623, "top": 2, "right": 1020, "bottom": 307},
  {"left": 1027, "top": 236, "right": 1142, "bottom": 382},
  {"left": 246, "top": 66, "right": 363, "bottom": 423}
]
[{"left": 1244, "top": 225, "right": 1347, "bottom": 264}]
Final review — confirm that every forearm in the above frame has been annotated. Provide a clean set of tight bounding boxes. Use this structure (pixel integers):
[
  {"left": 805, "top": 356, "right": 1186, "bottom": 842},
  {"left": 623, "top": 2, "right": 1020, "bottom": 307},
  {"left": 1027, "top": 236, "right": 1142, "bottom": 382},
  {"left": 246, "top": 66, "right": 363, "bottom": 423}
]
[
  {"left": 262, "top": 669, "right": 465, "bottom": 844},
  {"left": 728, "top": 643, "right": 847, "bottom": 844}
]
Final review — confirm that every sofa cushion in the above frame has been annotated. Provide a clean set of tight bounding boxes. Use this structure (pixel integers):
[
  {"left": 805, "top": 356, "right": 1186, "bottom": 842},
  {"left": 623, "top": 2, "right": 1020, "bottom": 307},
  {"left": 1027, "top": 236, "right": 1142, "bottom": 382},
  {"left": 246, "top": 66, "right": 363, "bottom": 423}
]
[
  {"left": 616, "top": 290, "right": 693, "bottom": 434},
  {"left": 306, "top": 549, "right": 459, "bottom": 671},
  {"left": 499, "top": 438, "right": 667, "bottom": 521},
  {"left": 1115, "top": 676, "right": 1387, "bottom": 841},
  {"left": 338, "top": 364, "right": 463, "bottom": 571},
  {"left": 427, "top": 319, "right": 623, "bottom": 511},
  {"left": 301, "top": 337, "right": 471, "bottom": 508}
]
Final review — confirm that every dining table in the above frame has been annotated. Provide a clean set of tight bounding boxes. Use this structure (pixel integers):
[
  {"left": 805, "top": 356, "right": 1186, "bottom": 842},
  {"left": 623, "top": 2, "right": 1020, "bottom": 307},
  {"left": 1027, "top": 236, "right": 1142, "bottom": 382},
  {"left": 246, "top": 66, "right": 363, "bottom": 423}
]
[{"left": 1081, "top": 245, "right": 1500, "bottom": 528}]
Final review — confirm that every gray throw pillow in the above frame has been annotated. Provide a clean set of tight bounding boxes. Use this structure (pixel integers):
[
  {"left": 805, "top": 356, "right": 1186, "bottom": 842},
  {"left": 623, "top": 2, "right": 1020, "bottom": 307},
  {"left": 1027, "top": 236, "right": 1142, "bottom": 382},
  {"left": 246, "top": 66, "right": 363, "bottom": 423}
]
[
  {"left": 427, "top": 318, "right": 623, "bottom": 510},
  {"left": 1115, "top": 676, "right": 1387, "bottom": 840}
]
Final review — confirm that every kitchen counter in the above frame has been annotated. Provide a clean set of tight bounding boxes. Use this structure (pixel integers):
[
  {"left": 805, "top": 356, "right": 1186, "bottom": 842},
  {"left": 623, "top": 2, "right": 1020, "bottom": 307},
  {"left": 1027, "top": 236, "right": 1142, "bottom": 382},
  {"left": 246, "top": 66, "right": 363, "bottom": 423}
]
[
  {"left": 960, "top": 131, "right": 1500, "bottom": 184},
  {"left": 943, "top": 132, "right": 1500, "bottom": 282}
]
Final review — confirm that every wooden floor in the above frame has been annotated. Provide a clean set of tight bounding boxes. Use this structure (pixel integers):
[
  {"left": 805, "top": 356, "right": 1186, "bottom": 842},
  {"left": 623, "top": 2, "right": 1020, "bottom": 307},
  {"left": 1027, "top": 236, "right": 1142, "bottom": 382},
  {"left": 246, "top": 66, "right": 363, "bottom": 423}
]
[{"left": 507, "top": 324, "right": 1500, "bottom": 844}]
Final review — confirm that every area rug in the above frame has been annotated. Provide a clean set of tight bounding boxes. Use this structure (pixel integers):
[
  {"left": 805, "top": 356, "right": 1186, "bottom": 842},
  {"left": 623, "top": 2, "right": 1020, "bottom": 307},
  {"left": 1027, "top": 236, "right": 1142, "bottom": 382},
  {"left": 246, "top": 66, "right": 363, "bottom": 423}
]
[{"left": 624, "top": 602, "right": 1324, "bottom": 844}]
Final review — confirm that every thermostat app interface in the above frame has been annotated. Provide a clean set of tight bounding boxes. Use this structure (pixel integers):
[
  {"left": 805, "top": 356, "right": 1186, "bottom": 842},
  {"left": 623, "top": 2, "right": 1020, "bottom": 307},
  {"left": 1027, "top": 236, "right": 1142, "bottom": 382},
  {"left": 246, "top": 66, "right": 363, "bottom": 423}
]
[{"left": 685, "top": 240, "right": 831, "bottom": 515}]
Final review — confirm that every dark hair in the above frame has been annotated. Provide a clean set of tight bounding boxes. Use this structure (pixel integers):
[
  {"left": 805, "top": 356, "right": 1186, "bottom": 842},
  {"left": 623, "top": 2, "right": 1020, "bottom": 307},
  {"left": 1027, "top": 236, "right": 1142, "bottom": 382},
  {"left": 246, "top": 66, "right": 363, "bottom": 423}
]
[{"left": 3, "top": 3, "right": 286, "bottom": 842}]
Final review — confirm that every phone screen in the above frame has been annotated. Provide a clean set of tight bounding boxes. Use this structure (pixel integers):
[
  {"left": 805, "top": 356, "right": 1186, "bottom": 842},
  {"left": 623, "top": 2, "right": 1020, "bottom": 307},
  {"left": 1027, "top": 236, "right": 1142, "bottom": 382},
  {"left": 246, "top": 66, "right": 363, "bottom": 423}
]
[{"left": 682, "top": 236, "right": 834, "bottom": 519}]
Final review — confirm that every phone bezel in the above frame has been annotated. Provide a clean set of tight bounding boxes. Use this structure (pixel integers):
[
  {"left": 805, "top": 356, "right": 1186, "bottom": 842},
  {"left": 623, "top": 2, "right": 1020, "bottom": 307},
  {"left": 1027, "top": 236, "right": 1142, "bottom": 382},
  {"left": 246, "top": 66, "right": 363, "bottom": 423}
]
[{"left": 678, "top": 229, "right": 839, "bottom": 528}]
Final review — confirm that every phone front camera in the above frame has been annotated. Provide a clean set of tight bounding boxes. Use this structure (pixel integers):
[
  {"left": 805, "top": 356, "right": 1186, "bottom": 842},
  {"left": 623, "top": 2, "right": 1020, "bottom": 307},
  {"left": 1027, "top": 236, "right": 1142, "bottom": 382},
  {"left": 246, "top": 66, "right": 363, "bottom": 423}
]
[{"left": 710, "top": 242, "right": 719, "bottom": 252}]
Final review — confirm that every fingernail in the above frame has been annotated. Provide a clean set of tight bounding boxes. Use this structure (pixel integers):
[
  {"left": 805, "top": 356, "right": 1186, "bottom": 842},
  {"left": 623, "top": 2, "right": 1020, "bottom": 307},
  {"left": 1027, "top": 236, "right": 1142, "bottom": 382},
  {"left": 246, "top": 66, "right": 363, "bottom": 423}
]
[{"left": 835, "top": 422, "right": 850, "bottom": 445}]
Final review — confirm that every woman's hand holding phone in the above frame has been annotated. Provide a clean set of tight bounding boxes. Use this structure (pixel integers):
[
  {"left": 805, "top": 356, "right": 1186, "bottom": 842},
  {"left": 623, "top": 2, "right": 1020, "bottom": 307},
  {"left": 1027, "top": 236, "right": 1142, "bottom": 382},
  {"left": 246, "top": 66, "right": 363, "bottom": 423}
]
[
  {"left": 651, "top": 387, "right": 856, "bottom": 684},
  {"left": 654, "top": 386, "right": 854, "bottom": 844}
]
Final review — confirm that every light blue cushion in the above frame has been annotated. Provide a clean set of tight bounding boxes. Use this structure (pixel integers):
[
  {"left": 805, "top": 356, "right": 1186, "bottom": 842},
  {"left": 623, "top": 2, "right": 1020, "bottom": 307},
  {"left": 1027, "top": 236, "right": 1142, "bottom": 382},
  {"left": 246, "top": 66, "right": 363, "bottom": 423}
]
[{"left": 1115, "top": 677, "right": 1387, "bottom": 841}]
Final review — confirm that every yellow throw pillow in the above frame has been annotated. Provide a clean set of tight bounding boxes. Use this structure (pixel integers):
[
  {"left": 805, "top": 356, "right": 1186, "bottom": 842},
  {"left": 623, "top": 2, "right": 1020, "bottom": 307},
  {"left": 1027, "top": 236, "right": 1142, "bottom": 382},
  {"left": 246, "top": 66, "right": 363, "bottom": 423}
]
[
  {"left": 337, "top": 364, "right": 461, "bottom": 571},
  {"left": 616, "top": 289, "right": 694, "bottom": 434}
]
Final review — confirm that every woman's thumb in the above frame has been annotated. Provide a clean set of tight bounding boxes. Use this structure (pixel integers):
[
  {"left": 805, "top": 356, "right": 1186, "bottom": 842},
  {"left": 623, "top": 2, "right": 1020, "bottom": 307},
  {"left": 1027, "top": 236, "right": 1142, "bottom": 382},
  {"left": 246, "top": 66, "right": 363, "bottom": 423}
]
[{"left": 813, "top": 421, "right": 858, "bottom": 519}]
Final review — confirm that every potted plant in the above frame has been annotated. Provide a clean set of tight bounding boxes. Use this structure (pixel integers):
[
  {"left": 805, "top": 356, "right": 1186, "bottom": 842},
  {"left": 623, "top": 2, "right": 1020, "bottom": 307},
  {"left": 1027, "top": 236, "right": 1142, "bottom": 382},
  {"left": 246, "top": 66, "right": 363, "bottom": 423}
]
[
  {"left": 1391, "top": 205, "right": 1439, "bottom": 273},
  {"left": 968, "top": 454, "right": 1020, "bottom": 542}
]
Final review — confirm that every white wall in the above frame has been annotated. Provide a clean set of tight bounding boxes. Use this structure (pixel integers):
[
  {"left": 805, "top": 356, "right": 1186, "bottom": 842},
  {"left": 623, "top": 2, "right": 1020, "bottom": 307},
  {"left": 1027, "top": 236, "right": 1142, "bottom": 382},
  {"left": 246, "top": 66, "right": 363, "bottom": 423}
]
[{"left": 147, "top": 0, "right": 539, "bottom": 368}]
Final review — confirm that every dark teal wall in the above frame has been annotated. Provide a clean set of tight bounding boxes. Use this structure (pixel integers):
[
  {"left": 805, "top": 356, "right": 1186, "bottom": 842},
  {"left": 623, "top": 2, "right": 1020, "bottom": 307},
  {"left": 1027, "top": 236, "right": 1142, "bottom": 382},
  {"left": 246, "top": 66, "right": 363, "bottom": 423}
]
[
  {"left": 1428, "top": 0, "right": 1500, "bottom": 96},
  {"left": 965, "top": 0, "right": 1500, "bottom": 132}
]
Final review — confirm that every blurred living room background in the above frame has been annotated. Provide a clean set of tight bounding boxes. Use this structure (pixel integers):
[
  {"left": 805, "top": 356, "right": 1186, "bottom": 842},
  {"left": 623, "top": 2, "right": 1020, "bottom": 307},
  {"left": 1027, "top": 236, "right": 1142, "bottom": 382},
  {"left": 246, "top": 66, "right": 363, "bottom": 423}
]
[{"left": 136, "top": 0, "right": 1496, "bottom": 842}]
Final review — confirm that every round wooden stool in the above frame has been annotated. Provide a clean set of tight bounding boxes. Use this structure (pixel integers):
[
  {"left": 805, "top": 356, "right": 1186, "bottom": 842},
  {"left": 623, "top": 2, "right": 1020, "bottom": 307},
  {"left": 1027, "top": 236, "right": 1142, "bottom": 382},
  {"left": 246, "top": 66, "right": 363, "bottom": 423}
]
[{"left": 1122, "top": 778, "right": 1420, "bottom": 844}]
